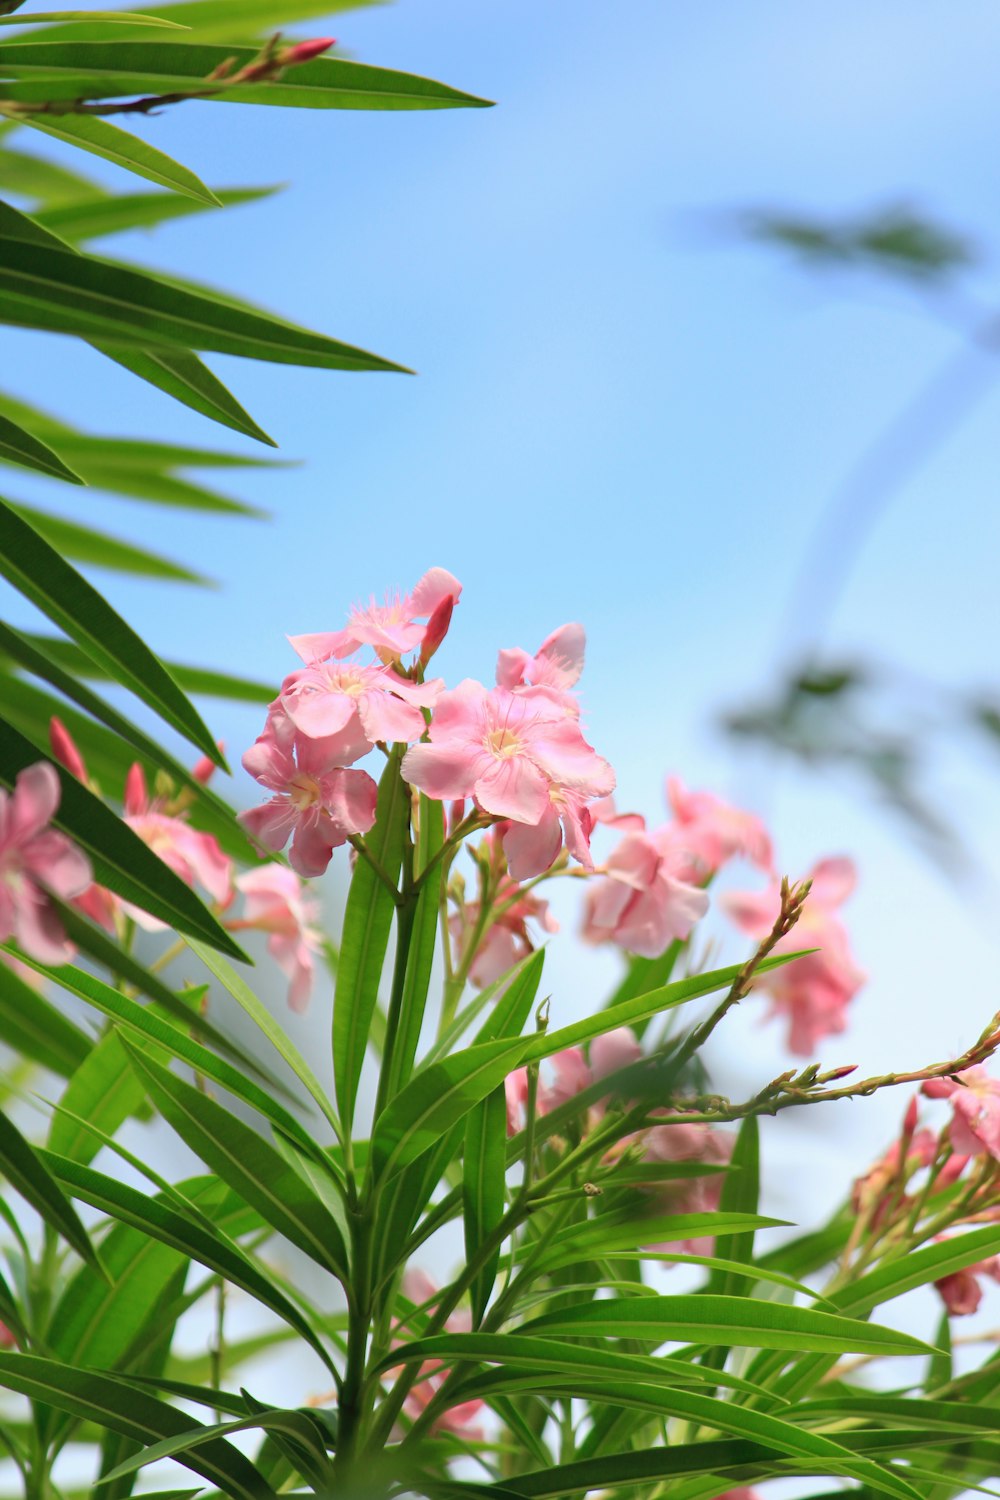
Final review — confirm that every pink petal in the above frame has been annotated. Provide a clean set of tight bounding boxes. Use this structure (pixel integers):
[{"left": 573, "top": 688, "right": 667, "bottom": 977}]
[
  {"left": 239, "top": 800, "right": 299, "bottom": 853},
  {"left": 806, "top": 856, "right": 857, "bottom": 909},
  {"left": 14, "top": 885, "right": 72, "bottom": 966},
  {"left": 502, "top": 809, "right": 563, "bottom": 881},
  {"left": 22, "top": 830, "right": 91, "bottom": 900},
  {"left": 9, "top": 763, "right": 60, "bottom": 843},
  {"left": 401, "top": 742, "right": 481, "bottom": 802},
  {"left": 287, "top": 629, "right": 355, "bottom": 664},
  {"left": 474, "top": 755, "right": 550, "bottom": 824},
  {"left": 538, "top": 622, "right": 586, "bottom": 685},
  {"left": 409, "top": 566, "right": 462, "bottom": 615},
  {"left": 357, "top": 691, "right": 427, "bottom": 746}
]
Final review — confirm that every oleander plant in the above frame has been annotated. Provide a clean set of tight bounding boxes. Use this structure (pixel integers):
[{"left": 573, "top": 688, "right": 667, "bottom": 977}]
[{"left": 4, "top": 6, "right": 1000, "bottom": 1500}]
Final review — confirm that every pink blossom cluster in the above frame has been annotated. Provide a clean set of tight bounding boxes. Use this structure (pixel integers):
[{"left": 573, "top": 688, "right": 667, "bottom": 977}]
[
  {"left": 391, "top": 1269, "right": 484, "bottom": 1438},
  {"left": 505, "top": 1026, "right": 733, "bottom": 1260},
  {"left": 241, "top": 581, "right": 618, "bottom": 885},
  {"left": 50, "top": 719, "right": 323, "bottom": 1013}
]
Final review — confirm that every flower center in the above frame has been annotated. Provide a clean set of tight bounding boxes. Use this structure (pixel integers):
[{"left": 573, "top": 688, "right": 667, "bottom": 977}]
[
  {"left": 485, "top": 727, "right": 522, "bottom": 760},
  {"left": 289, "top": 773, "right": 322, "bottom": 810}
]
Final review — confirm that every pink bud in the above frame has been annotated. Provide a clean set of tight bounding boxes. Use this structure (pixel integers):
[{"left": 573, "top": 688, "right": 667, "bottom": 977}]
[
  {"left": 192, "top": 745, "right": 223, "bottom": 785},
  {"left": 419, "top": 593, "right": 456, "bottom": 667},
  {"left": 0, "top": 1322, "right": 14, "bottom": 1350},
  {"left": 903, "top": 1094, "right": 920, "bottom": 1135},
  {"left": 281, "top": 36, "right": 334, "bottom": 65},
  {"left": 124, "top": 762, "right": 148, "bottom": 817},
  {"left": 827, "top": 1063, "right": 858, "bottom": 1081},
  {"left": 49, "top": 717, "right": 86, "bottom": 783},
  {"left": 937, "top": 1152, "right": 970, "bottom": 1188}
]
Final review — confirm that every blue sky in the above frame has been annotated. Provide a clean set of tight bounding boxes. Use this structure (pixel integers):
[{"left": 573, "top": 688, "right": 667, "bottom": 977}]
[{"left": 6, "top": 0, "right": 1000, "bottom": 1221}]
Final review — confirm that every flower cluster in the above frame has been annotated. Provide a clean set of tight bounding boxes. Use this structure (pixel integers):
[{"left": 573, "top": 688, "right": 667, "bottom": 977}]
[{"left": 0, "top": 762, "right": 90, "bottom": 965}]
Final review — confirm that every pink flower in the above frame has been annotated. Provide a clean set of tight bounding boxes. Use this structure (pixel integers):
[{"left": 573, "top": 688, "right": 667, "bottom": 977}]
[
  {"left": 280, "top": 657, "right": 440, "bottom": 750},
  {"left": 496, "top": 622, "right": 586, "bottom": 702},
  {"left": 0, "top": 763, "right": 90, "bottom": 965},
  {"left": 934, "top": 1243, "right": 1000, "bottom": 1316},
  {"left": 539, "top": 1047, "right": 593, "bottom": 1114},
  {"left": 722, "top": 857, "right": 865, "bottom": 1055},
  {"left": 240, "top": 705, "right": 378, "bottom": 878},
  {"left": 505, "top": 1068, "right": 530, "bottom": 1135},
  {"left": 233, "top": 866, "right": 323, "bottom": 1013},
  {"left": 451, "top": 876, "right": 558, "bottom": 989},
  {"left": 640, "top": 1122, "right": 734, "bottom": 1257},
  {"left": 402, "top": 681, "right": 614, "bottom": 880},
  {"left": 590, "top": 1026, "right": 644, "bottom": 1084},
  {"left": 289, "top": 567, "right": 461, "bottom": 666},
  {"left": 665, "top": 776, "right": 773, "bottom": 880},
  {"left": 393, "top": 1270, "right": 484, "bottom": 1438},
  {"left": 852, "top": 1125, "right": 938, "bottom": 1223},
  {"left": 582, "top": 828, "right": 710, "bottom": 959},
  {"left": 123, "top": 763, "right": 233, "bottom": 930},
  {"left": 923, "top": 1068, "right": 1000, "bottom": 1161}
]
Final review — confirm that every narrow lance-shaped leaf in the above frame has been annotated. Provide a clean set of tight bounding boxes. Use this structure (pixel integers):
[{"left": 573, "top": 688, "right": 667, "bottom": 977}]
[
  {"left": 517, "top": 1293, "right": 935, "bottom": 1356},
  {"left": 19, "top": 114, "right": 219, "bottom": 202},
  {"left": 463, "top": 1083, "right": 506, "bottom": 1327},
  {"left": 7, "top": 502, "right": 213, "bottom": 583},
  {"left": 0, "top": 410, "right": 82, "bottom": 483},
  {"left": 93, "top": 344, "right": 276, "bottom": 446},
  {"left": 0, "top": 1106, "right": 99, "bottom": 1269},
  {"left": 334, "top": 748, "right": 407, "bottom": 1129},
  {"left": 35, "top": 185, "right": 274, "bottom": 244},
  {"left": 0, "top": 1353, "right": 271, "bottom": 1500},
  {"left": 121, "top": 1040, "right": 349, "bottom": 1280},
  {"left": 0, "top": 497, "right": 224, "bottom": 766},
  {"left": 0, "top": 41, "right": 494, "bottom": 113},
  {"left": 0, "top": 955, "right": 90, "bottom": 1077},
  {"left": 377, "top": 792, "right": 443, "bottom": 1106}
]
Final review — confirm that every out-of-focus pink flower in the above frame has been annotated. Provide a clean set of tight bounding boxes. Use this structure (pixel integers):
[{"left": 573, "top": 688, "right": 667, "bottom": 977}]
[
  {"left": 582, "top": 828, "right": 709, "bottom": 959},
  {"left": 539, "top": 1047, "right": 592, "bottom": 1114},
  {"left": 934, "top": 1243, "right": 1000, "bottom": 1316},
  {"left": 124, "top": 763, "right": 233, "bottom": 929},
  {"left": 665, "top": 776, "right": 773, "bottom": 880},
  {"left": 924, "top": 1068, "right": 1000, "bottom": 1161},
  {"left": 496, "top": 623, "right": 586, "bottom": 700},
  {"left": 392, "top": 1270, "right": 484, "bottom": 1438},
  {"left": 641, "top": 1122, "right": 734, "bottom": 1257},
  {"left": 280, "top": 658, "right": 439, "bottom": 750},
  {"left": 402, "top": 681, "right": 614, "bottom": 879},
  {"left": 590, "top": 795, "right": 646, "bottom": 833},
  {"left": 289, "top": 568, "right": 462, "bottom": 666},
  {"left": 0, "top": 763, "right": 90, "bottom": 964},
  {"left": 48, "top": 719, "right": 121, "bottom": 933},
  {"left": 722, "top": 857, "right": 865, "bottom": 1056},
  {"left": 451, "top": 877, "right": 558, "bottom": 989},
  {"left": 234, "top": 866, "right": 323, "bottom": 1013},
  {"left": 505, "top": 1068, "right": 530, "bottom": 1136},
  {"left": 590, "top": 1027, "right": 644, "bottom": 1085},
  {"left": 240, "top": 705, "right": 378, "bottom": 878},
  {"left": 49, "top": 717, "right": 87, "bottom": 784},
  {"left": 0, "top": 1322, "right": 15, "bottom": 1349}
]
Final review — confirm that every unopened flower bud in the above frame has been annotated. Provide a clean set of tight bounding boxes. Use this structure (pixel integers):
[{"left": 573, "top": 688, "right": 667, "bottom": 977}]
[
  {"left": 279, "top": 36, "right": 335, "bottom": 66},
  {"left": 49, "top": 717, "right": 86, "bottom": 783},
  {"left": 903, "top": 1094, "right": 920, "bottom": 1136},
  {"left": 937, "top": 1152, "right": 970, "bottom": 1189},
  {"left": 419, "top": 593, "right": 455, "bottom": 669},
  {"left": 192, "top": 745, "right": 223, "bottom": 784}
]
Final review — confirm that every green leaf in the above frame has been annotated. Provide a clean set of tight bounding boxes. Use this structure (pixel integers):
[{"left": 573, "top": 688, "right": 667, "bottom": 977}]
[
  {"left": 44, "top": 1151, "right": 335, "bottom": 1370},
  {"left": 0, "top": 11, "right": 192, "bottom": 26},
  {"left": 709, "top": 1115, "right": 759, "bottom": 1292},
  {"left": 0, "top": 139, "right": 101, "bottom": 202},
  {"left": 523, "top": 1212, "right": 784, "bottom": 1274},
  {"left": 439, "top": 1367, "right": 919, "bottom": 1500},
  {"left": 836, "top": 1224, "right": 1000, "bottom": 1314},
  {"left": 0, "top": 41, "right": 494, "bottom": 112},
  {"left": 121, "top": 1040, "right": 349, "bottom": 1279},
  {"left": 463, "top": 1082, "right": 506, "bottom": 1326},
  {"left": 0, "top": 1262, "right": 26, "bottom": 1347},
  {"left": 16, "top": 0, "right": 387, "bottom": 44},
  {"left": 0, "top": 1353, "right": 272, "bottom": 1500},
  {"left": 19, "top": 114, "right": 219, "bottom": 202},
  {"left": 6, "top": 502, "right": 213, "bottom": 583},
  {"left": 0, "top": 956, "right": 91, "bottom": 1077},
  {"left": 35, "top": 184, "right": 274, "bottom": 242},
  {"left": 93, "top": 344, "right": 276, "bottom": 445},
  {"left": 0, "top": 497, "right": 224, "bottom": 766},
  {"left": 0, "top": 720, "right": 242, "bottom": 954},
  {"left": 36, "top": 956, "right": 320, "bottom": 1155},
  {"left": 186, "top": 939, "right": 341, "bottom": 1141},
  {"left": 334, "top": 748, "right": 407, "bottom": 1129},
  {"left": 0, "top": 1105, "right": 99, "bottom": 1269},
  {"left": 18, "top": 635, "right": 276, "bottom": 701},
  {"left": 48, "top": 1031, "right": 145, "bottom": 1166},
  {"left": 377, "top": 793, "right": 443, "bottom": 1106},
  {"left": 0, "top": 410, "right": 82, "bottom": 482},
  {"left": 0, "top": 237, "right": 407, "bottom": 370},
  {"left": 517, "top": 1293, "right": 935, "bottom": 1356},
  {"left": 97, "top": 1405, "right": 334, "bottom": 1490}
]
